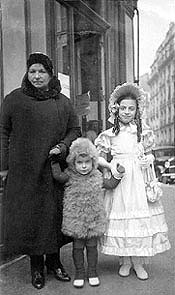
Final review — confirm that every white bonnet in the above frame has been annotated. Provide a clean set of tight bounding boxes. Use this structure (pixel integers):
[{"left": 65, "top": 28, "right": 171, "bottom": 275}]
[{"left": 108, "top": 82, "right": 146, "bottom": 124}]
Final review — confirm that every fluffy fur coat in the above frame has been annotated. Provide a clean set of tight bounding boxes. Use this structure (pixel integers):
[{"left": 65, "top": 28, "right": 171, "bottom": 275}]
[{"left": 62, "top": 168, "right": 107, "bottom": 239}]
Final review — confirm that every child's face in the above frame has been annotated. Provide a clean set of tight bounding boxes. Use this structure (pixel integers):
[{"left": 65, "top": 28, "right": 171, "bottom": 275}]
[
  {"left": 117, "top": 98, "right": 137, "bottom": 124},
  {"left": 75, "top": 155, "right": 93, "bottom": 175}
]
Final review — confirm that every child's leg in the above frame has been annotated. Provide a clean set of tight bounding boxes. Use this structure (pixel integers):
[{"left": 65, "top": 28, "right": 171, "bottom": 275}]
[
  {"left": 72, "top": 239, "right": 85, "bottom": 287},
  {"left": 118, "top": 256, "right": 132, "bottom": 277},
  {"left": 131, "top": 256, "right": 149, "bottom": 280},
  {"left": 86, "top": 237, "right": 100, "bottom": 286}
]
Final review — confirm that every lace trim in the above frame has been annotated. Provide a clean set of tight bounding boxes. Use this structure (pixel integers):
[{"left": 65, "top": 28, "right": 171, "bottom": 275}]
[{"left": 100, "top": 233, "right": 171, "bottom": 256}]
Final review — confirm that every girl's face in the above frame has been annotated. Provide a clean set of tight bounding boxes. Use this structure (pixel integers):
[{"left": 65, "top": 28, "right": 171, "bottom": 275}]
[
  {"left": 28, "top": 63, "right": 51, "bottom": 91},
  {"left": 117, "top": 97, "right": 137, "bottom": 124},
  {"left": 75, "top": 155, "right": 93, "bottom": 175}
]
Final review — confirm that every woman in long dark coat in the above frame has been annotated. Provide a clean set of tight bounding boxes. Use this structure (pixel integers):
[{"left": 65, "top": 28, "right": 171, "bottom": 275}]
[{"left": 0, "top": 52, "right": 81, "bottom": 289}]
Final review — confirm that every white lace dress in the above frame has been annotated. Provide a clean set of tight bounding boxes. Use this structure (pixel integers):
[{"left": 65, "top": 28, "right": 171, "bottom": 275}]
[{"left": 95, "top": 124, "right": 170, "bottom": 257}]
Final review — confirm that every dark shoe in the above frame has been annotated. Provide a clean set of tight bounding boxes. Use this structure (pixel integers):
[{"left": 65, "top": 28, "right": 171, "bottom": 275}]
[
  {"left": 47, "top": 266, "right": 71, "bottom": 282},
  {"left": 31, "top": 271, "right": 45, "bottom": 289}
]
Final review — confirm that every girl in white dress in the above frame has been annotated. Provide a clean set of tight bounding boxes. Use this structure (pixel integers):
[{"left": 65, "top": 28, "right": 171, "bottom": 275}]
[{"left": 95, "top": 83, "right": 171, "bottom": 280}]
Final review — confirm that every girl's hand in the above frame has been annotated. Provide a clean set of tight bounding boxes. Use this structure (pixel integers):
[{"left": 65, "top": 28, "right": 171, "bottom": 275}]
[
  {"left": 139, "top": 155, "right": 153, "bottom": 168},
  {"left": 98, "top": 156, "right": 112, "bottom": 170},
  {"left": 116, "top": 163, "right": 125, "bottom": 177},
  {"left": 111, "top": 163, "right": 125, "bottom": 179}
]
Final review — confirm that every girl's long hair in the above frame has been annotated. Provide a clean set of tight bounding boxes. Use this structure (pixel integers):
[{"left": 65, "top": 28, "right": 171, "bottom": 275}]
[{"left": 113, "top": 96, "right": 142, "bottom": 142}]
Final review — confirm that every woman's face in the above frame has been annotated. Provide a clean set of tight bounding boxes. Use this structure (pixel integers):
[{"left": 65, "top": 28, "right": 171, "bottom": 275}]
[
  {"left": 28, "top": 63, "right": 51, "bottom": 91},
  {"left": 117, "top": 97, "right": 137, "bottom": 124},
  {"left": 75, "top": 155, "right": 93, "bottom": 175}
]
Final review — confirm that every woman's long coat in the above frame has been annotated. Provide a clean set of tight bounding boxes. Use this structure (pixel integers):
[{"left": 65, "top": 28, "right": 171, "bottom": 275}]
[{"left": 0, "top": 76, "right": 81, "bottom": 255}]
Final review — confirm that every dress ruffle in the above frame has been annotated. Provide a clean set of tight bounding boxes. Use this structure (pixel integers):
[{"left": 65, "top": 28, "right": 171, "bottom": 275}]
[
  {"left": 100, "top": 204, "right": 171, "bottom": 256},
  {"left": 100, "top": 232, "right": 171, "bottom": 256},
  {"left": 105, "top": 211, "right": 168, "bottom": 237}
]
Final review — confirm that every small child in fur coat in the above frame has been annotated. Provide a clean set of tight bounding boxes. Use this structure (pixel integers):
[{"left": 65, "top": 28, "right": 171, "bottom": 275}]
[{"left": 51, "top": 138, "right": 125, "bottom": 288}]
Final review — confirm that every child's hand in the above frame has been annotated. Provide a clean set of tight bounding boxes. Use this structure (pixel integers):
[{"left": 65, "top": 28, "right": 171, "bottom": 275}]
[
  {"left": 103, "top": 163, "right": 125, "bottom": 189},
  {"left": 116, "top": 163, "right": 125, "bottom": 175},
  {"left": 111, "top": 163, "right": 125, "bottom": 179},
  {"left": 103, "top": 168, "right": 112, "bottom": 179}
]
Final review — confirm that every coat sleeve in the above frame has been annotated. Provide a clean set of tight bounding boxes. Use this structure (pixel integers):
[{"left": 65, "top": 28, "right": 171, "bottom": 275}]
[
  {"left": 0, "top": 95, "right": 12, "bottom": 171},
  {"left": 59, "top": 100, "right": 81, "bottom": 151},
  {"left": 50, "top": 97, "right": 81, "bottom": 163},
  {"left": 103, "top": 175, "right": 121, "bottom": 189},
  {"left": 51, "top": 162, "right": 69, "bottom": 183}
]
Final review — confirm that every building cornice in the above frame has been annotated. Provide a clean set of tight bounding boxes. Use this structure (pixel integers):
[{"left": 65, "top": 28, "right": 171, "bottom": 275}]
[{"left": 60, "top": 0, "right": 111, "bottom": 32}]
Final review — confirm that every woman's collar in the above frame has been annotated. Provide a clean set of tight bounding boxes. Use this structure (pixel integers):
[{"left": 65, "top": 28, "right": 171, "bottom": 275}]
[{"left": 21, "top": 74, "right": 61, "bottom": 100}]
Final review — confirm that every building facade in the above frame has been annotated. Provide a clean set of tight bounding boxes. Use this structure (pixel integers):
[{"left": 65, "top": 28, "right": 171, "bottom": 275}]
[
  {"left": 0, "top": 0, "right": 138, "bottom": 132},
  {"left": 0, "top": 0, "right": 138, "bottom": 254},
  {"left": 148, "top": 22, "right": 175, "bottom": 146}
]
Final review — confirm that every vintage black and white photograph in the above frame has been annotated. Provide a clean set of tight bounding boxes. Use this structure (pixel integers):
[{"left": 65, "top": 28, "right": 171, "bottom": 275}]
[{"left": 0, "top": 1, "right": 175, "bottom": 294}]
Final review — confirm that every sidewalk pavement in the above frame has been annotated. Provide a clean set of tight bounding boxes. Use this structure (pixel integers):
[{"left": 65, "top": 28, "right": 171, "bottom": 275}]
[
  {"left": 1, "top": 242, "right": 175, "bottom": 295},
  {"left": 0, "top": 185, "right": 175, "bottom": 295}
]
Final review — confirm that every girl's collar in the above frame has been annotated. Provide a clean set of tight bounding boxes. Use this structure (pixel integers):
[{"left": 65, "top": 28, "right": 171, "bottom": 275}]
[
  {"left": 119, "top": 121, "right": 137, "bottom": 133},
  {"left": 108, "top": 114, "right": 137, "bottom": 130},
  {"left": 99, "top": 122, "right": 137, "bottom": 138}
]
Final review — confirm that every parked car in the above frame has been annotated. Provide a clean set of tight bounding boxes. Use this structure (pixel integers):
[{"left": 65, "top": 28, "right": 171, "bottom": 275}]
[
  {"left": 160, "top": 157, "right": 175, "bottom": 184},
  {"left": 152, "top": 145, "right": 175, "bottom": 180}
]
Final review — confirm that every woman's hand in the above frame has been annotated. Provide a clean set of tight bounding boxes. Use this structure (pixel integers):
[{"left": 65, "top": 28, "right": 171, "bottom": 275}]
[
  {"left": 0, "top": 170, "right": 8, "bottom": 181},
  {"left": 49, "top": 145, "right": 61, "bottom": 156}
]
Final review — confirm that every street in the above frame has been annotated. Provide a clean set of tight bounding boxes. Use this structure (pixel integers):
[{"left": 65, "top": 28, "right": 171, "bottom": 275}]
[{"left": 0, "top": 184, "right": 175, "bottom": 295}]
